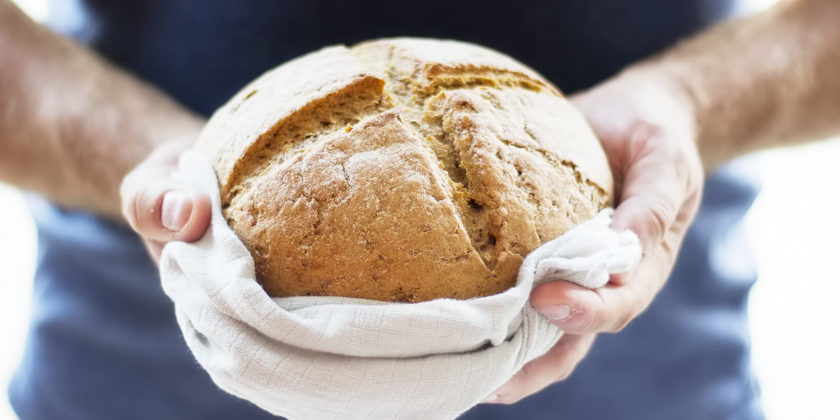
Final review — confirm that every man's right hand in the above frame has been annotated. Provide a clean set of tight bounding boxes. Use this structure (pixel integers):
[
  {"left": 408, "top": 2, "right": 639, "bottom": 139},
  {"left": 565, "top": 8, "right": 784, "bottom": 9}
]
[{"left": 120, "top": 142, "right": 212, "bottom": 262}]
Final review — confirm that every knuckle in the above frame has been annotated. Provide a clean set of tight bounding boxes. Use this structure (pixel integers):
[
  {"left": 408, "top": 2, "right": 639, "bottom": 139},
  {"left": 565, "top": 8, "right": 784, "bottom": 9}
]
[
  {"left": 676, "top": 154, "right": 704, "bottom": 194},
  {"left": 494, "top": 387, "right": 525, "bottom": 406},
  {"left": 639, "top": 201, "right": 670, "bottom": 247},
  {"left": 566, "top": 298, "right": 608, "bottom": 333},
  {"left": 554, "top": 365, "right": 574, "bottom": 382},
  {"left": 545, "top": 352, "right": 573, "bottom": 382},
  {"left": 570, "top": 307, "right": 599, "bottom": 333},
  {"left": 608, "top": 300, "right": 645, "bottom": 333},
  {"left": 517, "top": 363, "right": 535, "bottom": 382},
  {"left": 500, "top": 394, "right": 524, "bottom": 405},
  {"left": 608, "top": 311, "right": 636, "bottom": 333},
  {"left": 628, "top": 123, "right": 665, "bottom": 152}
]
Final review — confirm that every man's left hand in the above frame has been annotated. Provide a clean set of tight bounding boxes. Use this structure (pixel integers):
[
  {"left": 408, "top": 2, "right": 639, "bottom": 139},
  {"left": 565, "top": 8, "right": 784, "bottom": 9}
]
[{"left": 485, "top": 68, "right": 703, "bottom": 404}]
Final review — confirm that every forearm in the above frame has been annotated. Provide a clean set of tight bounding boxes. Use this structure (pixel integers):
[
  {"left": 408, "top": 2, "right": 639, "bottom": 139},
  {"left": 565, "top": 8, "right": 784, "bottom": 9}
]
[
  {"left": 628, "top": 0, "right": 840, "bottom": 169},
  {"left": 0, "top": 1, "right": 203, "bottom": 220}
]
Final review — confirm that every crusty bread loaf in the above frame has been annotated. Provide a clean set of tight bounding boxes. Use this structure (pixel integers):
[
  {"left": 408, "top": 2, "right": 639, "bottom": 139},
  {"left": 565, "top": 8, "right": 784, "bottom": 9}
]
[{"left": 195, "top": 38, "right": 613, "bottom": 302}]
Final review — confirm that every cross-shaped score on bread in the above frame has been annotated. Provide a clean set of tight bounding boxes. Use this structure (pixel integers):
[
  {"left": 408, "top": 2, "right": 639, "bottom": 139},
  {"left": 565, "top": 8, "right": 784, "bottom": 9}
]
[{"left": 195, "top": 38, "right": 613, "bottom": 302}]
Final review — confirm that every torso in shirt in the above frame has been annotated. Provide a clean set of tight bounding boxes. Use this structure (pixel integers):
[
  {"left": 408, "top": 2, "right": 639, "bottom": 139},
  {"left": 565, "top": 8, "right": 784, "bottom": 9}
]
[{"left": 9, "top": 1, "right": 764, "bottom": 419}]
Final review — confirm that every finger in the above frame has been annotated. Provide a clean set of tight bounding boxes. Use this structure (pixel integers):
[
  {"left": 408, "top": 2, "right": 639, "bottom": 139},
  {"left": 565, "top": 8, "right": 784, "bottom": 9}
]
[
  {"left": 483, "top": 334, "right": 596, "bottom": 405},
  {"left": 530, "top": 223, "right": 684, "bottom": 334},
  {"left": 612, "top": 131, "right": 700, "bottom": 254},
  {"left": 121, "top": 177, "right": 211, "bottom": 243}
]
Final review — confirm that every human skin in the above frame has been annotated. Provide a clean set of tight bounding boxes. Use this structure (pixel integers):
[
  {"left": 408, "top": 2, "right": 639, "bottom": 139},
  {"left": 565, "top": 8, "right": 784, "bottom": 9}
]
[
  {"left": 0, "top": 0, "right": 204, "bottom": 221},
  {"left": 1, "top": 0, "right": 838, "bottom": 408},
  {"left": 0, "top": 0, "right": 208, "bottom": 256},
  {"left": 490, "top": 0, "right": 840, "bottom": 403}
]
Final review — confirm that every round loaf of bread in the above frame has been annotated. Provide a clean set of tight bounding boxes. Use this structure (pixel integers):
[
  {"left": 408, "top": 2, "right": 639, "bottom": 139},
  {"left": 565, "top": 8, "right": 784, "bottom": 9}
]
[{"left": 195, "top": 38, "right": 613, "bottom": 303}]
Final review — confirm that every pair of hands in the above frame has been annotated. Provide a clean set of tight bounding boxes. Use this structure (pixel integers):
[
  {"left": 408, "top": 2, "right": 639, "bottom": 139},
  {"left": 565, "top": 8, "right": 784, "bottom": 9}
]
[{"left": 121, "top": 69, "right": 704, "bottom": 405}]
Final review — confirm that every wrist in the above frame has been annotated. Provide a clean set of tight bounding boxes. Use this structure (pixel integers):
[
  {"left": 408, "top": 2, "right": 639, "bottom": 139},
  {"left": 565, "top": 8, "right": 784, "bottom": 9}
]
[
  {"left": 616, "top": 64, "right": 699, "bottom": 145},
  {"left": 573, "top": 64, "right": 701, "bottom": 173}
]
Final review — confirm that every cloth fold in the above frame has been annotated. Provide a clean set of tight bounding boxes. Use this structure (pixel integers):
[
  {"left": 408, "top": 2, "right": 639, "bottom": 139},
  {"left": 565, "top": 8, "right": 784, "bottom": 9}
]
[{"left": 159, "top": 151, "right": 641, "bottom": 420}]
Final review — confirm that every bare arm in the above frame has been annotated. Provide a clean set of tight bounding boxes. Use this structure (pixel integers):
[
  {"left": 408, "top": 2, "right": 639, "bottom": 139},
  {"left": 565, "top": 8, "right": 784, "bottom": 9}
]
[
  {"left": 495, "top": 0, "right": 840, "bottom": 404},
  {"left": 0, "top": 0, "right": 204, "bottom": 220},
  {"left": 647, "top": 0, "right": 840, "bottom": 168}
]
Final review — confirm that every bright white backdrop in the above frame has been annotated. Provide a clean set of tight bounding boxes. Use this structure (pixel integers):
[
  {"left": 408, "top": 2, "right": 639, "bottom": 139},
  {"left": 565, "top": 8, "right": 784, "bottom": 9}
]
[{"left": 2, "top": 0, "right": 837, "bottom": 419}]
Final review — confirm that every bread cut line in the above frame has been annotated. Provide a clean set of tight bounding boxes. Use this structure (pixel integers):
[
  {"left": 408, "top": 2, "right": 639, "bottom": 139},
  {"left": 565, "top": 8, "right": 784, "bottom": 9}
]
[{"left": 195, "top": 38, "right": 613, "bottom": 302}]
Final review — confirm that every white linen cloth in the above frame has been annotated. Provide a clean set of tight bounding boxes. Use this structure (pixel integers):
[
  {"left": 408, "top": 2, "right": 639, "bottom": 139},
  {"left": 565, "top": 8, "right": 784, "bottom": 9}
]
[{"left": 159, "top": 151, "right": 641, "bottom": 420}]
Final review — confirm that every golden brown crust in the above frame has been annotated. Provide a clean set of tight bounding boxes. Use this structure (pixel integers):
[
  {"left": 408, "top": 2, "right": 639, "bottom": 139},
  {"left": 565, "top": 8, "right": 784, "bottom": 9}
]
[
  {"left": 194, "top": 46, "right": 387, "bottom": 201},
  {"left": 195, "top": 38, "right": 613, "bottom": 302}
]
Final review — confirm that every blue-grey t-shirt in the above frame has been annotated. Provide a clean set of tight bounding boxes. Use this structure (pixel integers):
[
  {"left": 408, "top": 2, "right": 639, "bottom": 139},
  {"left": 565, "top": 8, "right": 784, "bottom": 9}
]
[{"left": 9, "top": 0, "right": 763, "bottom": 418}]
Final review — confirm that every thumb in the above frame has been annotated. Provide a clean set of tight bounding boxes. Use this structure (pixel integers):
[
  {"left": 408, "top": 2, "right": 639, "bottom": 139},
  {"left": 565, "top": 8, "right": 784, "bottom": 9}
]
[{"left": 121, "top": 179, "right": 211, "bottom": 243}]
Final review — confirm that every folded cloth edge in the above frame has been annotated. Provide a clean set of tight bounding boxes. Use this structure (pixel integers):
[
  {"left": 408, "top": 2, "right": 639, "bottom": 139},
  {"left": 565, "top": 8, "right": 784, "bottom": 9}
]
[{"left": 159, "top": 151, "right": 642, "bottom": 420}]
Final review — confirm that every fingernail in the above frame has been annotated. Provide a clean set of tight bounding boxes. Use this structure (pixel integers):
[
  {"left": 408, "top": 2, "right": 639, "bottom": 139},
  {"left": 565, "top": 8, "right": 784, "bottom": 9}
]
[
  {"left": 161, "top": 191, "right": 190, "bottom": 232},
  {"left": 540, "top": 304, "right": 572, "bottom": 321},
  {"left": 481, "top": 394, "right": 498, "bottom": 404}
]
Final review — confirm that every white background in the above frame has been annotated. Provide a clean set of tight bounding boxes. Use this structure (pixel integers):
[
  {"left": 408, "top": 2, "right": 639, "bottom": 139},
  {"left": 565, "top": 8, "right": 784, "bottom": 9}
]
[{"left": 2, "top": 0, "right": 837, "bottom": 419}]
